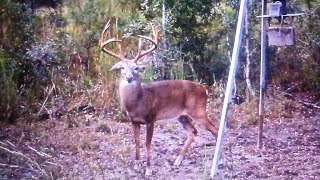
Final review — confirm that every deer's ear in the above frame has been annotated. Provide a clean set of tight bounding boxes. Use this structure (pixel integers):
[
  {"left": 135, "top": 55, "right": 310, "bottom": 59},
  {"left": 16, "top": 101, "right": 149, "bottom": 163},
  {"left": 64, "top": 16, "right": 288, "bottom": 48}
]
[
  {"left": 110, "top": 61, "right": 123, "bottom": 71},
  {"left": 136, "top": 57, "right": 152, "bottom": 68}
]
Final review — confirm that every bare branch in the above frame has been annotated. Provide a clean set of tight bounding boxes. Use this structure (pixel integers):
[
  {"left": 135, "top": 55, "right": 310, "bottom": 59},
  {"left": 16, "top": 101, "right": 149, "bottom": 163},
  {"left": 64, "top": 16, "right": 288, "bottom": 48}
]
[
  {"left": 0, "top": 145, "right": 46, "bottom": 174},
  {"left": 0, "top": 163, "right": 20, "bottom": 168},
  {"left": 36, "top": 84, "right": 55, "bottom": 118},
  {"left": 5, "top": 140, "right": 16, "bottom": 147},
  {"left": 27, "top": 145, "right": 52, "bottom": 158},
  {"left": 0, "top": 145, "right": 31, "bottom": 161}
]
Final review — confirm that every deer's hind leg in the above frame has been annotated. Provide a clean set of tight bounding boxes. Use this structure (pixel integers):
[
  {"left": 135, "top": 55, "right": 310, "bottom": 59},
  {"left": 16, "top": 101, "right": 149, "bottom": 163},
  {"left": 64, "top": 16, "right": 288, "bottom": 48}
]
[
  {"left": 174, "top": 115, "right": 198, "bottom": 166},
  {"left": 188, "top": 109, "right": 218, "bottom": 138},
  {"left": 195, "top": 115, "right": 218, "bottom": 138}
]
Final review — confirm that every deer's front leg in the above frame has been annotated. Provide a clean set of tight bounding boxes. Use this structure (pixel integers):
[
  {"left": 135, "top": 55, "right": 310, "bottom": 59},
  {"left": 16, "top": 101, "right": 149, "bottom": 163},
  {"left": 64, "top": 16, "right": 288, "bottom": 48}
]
[
  {"left": 132, "top": 122, "right": 141, "bottom": 170},
  {"left": 145, "top": 122, "right": 154, "bottom": 176}
]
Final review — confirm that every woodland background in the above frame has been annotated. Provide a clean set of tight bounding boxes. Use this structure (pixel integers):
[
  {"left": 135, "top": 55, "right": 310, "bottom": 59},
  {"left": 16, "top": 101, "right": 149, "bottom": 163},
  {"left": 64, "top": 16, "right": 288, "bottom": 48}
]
[
  {"left": 0, "top": 0, "right": 319, "bottom": 179},
  {"left": 0, "top": 0, "right": 319, "bottom": 123}
]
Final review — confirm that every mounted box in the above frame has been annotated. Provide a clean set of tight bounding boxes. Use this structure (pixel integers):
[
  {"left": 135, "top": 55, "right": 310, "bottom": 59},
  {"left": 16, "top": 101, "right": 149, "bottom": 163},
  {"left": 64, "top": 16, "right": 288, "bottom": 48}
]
[
  {"left": 268, "top": 1, "right": 283, "bottom": 17},
  {"left": 268, "top": 26, "right": 295, "bottom": 46}
]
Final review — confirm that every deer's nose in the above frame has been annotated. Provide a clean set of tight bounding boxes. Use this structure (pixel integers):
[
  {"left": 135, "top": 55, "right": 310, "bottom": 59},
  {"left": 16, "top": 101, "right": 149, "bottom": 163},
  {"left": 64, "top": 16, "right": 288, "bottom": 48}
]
[{"left": 126, "top": 74, "right": 134, "bottom": 83}]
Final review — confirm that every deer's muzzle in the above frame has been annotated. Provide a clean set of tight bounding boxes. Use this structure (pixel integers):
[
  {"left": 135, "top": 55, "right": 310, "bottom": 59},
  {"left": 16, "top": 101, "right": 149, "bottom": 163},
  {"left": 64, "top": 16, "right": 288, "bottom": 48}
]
[{"left": 126, "top": 75, "right": 134, "bottom": 83}]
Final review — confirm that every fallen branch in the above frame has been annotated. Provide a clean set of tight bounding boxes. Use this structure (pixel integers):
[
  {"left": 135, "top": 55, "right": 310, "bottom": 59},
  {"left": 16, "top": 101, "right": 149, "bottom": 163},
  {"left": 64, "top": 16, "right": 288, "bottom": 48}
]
[
  {"left": 44, "top": 161, "right": 60, "bottom": 166},
  {"left": 26, "top": 162, "right": 35, "bottom": 171},
  {"left": 5, "top": 140, "right": 16, "bottom": 147},
  {"left": 0, "top": 145, "right": 45, "bottom": 174},
  {"left": 36, "top": 84, "right": 55, "bottom": 118},
  {"left": 0, "top": 163, "right": 20, "bottom": 168},
  {"left": 27, "top": 145, "right": 52, "bottom": 158},
  {"left": 282, "top": 92, "right": 320, "bottom": 109},
  {"left": 0, "top": 145, "right": 31, "bottom": 161}
]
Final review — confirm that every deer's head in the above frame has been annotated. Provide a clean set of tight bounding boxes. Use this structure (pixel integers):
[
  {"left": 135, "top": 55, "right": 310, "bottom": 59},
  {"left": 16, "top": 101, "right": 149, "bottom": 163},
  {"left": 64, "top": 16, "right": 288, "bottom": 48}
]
[{"left": 100, "top": 20, "right": 158, "bottom": 84}]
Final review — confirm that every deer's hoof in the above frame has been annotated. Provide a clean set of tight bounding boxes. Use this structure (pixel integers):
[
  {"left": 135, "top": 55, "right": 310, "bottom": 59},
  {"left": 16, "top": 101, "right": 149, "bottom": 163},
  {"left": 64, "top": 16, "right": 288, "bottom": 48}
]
[
  {"left": 174, "top": 155, "right": 183, "bottom": 166},
  {"left": 145, "top": 167, "right": 152, "bottom": 176}
]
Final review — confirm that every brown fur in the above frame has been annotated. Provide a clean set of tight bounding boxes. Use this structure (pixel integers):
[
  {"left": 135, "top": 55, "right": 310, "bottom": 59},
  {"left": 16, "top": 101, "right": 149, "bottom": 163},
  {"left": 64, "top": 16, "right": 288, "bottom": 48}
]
[
  {"left": 116, "top": 60, "right": 218, "bottom": 175},
  {"left": 101, "top": 21, "right": 217, "bottom": 175}
]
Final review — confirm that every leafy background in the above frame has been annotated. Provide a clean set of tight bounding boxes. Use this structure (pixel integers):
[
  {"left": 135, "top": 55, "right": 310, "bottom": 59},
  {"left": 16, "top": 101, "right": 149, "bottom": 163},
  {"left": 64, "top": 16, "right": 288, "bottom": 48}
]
[{"left": 0, "top": 0, "right": 319, "bottom": 123}]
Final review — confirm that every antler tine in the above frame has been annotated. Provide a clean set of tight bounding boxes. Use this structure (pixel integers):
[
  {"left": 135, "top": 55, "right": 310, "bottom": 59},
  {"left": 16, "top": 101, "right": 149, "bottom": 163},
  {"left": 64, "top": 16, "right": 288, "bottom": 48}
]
[
  {"left": 134, "top": 22, "right": 158, "bottom": 62},
  {"left": 100, "top": 20, "right": 126, "bottom": 61}
]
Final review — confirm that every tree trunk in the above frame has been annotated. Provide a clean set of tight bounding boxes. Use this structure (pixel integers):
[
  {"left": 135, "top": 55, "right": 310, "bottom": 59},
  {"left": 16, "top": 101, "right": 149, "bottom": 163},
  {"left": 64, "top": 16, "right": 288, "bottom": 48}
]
[
  {"left": 226, "top": 29, "right": 237, "bottom": 95},
  {"left": 244, "top": 2, "right": 255, "bottom": 100},
  {"left": 162, "top": 0, "right": 168, "bottom": 50},
  {"left": 152, "top": 0, "right": 167, "bottom": 81}
]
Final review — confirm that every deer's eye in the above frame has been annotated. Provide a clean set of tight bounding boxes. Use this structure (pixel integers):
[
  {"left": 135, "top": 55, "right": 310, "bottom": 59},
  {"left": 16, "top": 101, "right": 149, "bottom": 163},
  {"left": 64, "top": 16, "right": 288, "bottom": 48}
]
[
  {"left": 121, "top": 66, "right": 125, "bottom": 70},
  {"left": 134, "top": 67, "right": 139, "bottom": 71}
]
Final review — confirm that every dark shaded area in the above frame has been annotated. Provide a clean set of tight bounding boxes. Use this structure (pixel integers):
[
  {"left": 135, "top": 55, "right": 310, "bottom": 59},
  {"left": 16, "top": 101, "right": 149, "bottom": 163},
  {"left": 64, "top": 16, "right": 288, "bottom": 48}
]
[{"left": 22, "top": 0, "right": 63, "bottom": 10}]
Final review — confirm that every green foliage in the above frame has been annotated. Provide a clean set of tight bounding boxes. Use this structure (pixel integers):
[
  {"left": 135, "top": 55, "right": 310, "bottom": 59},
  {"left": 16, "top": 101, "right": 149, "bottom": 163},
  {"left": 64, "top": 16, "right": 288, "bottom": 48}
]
[
  {"left": 166, "top": 0, "right": 220, "bottom": 83},
  {"left": 80, "top": 75, "right": 93, "bottom": 89},
  {"left": 0, "top": 0, "right": 34, "bottom": 123},
  {"left": 141, "top": 65, "right": 155, "bottom": 83},
  {"left": 0, "top": 50, "right": 18, "bottom": 123},
  {"left": 142, "top": 0, "right": 235, "bottom": 84},
  {"left": 267, "top": 0, "right": 320, "bottom": 98},
  {"left": 0, "top": 0, "right": 34, "bottom": 57},
  {"left": 170, "top": 60, "right": 185, "bottom": 80},
  {"left": 0, "top": 0, "right": 319, "bottom": 124}
]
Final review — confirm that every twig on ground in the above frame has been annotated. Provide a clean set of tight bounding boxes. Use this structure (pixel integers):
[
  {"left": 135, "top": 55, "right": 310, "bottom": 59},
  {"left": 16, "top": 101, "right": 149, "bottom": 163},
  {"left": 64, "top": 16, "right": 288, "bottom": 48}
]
[
  {"left": 26, "top": 162, "right": 35, "bottom": 171},
  {"left": 0, "top": 163, "right": 20, "bottom": 168},
  {"left": 0, "top": 145, "right": 46, "bottom": 174},
  {"left": 44, "top": 161, "right": 60, "bottom": 167},
  {"left": 5, "top": 140, "right": 16, "bottom": 147},
  {"left": 0, "top": 145, "right": 31, "bottom": 161},
  {"left": 50, "top": 172, "right": 54, "bottom": 180},
  {"left": 282, "top": 92, "right": 320, "bottom": 109},
  {"left": 36, "top": 84, "right": 55, "bottom": 118},
  {"left": 27, "top": 145, "right": 52, "bottom": 158}
]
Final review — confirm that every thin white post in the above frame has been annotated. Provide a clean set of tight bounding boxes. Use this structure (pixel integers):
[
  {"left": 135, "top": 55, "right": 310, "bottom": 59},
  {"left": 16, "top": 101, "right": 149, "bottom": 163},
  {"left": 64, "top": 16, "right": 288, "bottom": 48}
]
[
  {"left": 210, "top": 0, "right": 247, "bottom": 177},
  {"left": 258, "top": 0, "right": 267, "bottom": 149}
]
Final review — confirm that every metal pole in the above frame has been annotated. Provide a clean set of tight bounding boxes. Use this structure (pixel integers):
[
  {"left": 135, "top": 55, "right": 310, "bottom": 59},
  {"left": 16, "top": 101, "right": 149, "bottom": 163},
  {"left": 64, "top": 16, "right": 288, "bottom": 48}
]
[
  {"left": 258, "top": 0, "right": 267, "bottom": 149},
  {"left": 210, "top": 0, "right": 247, "bottom": 177}
]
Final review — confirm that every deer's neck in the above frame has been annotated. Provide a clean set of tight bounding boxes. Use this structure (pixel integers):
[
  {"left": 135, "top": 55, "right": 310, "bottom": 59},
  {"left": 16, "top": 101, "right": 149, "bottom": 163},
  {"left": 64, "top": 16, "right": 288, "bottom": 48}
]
[{"left": 119, "top": 80, "right": 143, "bottom": 111}]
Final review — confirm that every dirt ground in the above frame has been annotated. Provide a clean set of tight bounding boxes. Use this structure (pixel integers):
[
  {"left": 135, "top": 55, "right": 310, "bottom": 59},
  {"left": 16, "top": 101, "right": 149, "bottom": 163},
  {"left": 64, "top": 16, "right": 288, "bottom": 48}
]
[{"left": 0, "top": 101, "right": 319, "bottom": 179}]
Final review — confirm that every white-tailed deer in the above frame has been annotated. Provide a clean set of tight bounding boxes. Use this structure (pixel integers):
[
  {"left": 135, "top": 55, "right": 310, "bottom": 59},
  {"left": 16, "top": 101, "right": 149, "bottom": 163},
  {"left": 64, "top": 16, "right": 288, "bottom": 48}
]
[{"left": 100, "top": 20, "right": 218, "bottom": 176}]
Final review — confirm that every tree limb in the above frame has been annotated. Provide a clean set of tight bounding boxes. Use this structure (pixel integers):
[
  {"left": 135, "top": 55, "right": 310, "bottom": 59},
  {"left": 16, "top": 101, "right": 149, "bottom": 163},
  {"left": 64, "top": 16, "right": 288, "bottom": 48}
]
[{"left": 27, "top": 145, "right": 52, "bottom": 158}]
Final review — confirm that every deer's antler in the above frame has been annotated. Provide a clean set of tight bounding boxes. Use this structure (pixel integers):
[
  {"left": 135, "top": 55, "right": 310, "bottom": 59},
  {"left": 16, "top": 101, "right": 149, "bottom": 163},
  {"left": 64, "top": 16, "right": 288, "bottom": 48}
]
[
  {"left": 100, "top": 20, "right": 126, "bottom": 61},
  {"left": 134, "top": 22, "right": 158, "bottom": 62}
]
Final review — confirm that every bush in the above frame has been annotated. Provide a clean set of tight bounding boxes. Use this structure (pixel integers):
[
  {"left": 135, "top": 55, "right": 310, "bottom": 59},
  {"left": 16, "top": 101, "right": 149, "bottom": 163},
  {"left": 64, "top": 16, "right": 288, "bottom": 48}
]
[{"left": 0, "top": 50, "right": 18, "bottom": 123}]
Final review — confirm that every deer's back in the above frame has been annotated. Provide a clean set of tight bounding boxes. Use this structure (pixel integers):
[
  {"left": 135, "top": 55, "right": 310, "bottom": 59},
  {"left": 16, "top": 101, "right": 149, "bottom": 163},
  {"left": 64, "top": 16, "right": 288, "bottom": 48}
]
[{"left": 141, "top": 80, "right": 208, "bottom": 121}]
